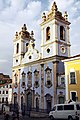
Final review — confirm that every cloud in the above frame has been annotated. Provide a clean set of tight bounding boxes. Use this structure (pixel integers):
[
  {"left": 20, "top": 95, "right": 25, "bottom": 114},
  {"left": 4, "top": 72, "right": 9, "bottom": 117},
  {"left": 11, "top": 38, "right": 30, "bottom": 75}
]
[
  {"left": 0, "top": 0, "right": 42, "bottom": 77},
  {"left": 0, "top": 59, "right": 8, "bottom": 63},
  {"left": 0, "top": 0, "right": 80, "bottom": 77},
  {"left": 48, "top": 0, "right": 80, "bottom": 56}
]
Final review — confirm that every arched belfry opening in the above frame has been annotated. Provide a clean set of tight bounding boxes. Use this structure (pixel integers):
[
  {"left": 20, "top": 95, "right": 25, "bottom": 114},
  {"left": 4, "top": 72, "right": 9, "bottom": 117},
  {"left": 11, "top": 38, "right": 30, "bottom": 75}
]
[
  {"left": 16, "top": 43, "right": 19, "bottom": 53},
  {"left": 60, "top": 26, "right": 65, "bottom": 40},
  {"left": 46, "top": 27, "right": 50, "bottom": 40}
]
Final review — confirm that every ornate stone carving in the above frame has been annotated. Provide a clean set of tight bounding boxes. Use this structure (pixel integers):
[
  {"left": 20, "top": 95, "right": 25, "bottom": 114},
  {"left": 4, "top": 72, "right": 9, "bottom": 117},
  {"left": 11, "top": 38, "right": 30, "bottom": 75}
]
[
  {"left": 45, "top": 67, "right": 52, "bottom": 88},
  {"left": 34, "top": 69, "right": 39, "bottom": 88},
  {"left": 27, "top": 71, "right": 32, "bottom": 88}
]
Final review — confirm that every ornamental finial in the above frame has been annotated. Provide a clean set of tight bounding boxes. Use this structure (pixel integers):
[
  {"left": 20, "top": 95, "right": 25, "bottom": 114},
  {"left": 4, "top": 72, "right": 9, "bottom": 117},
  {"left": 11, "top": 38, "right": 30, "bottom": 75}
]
[
  {"left": 23, "top": 24, "right": 27, "bottom": 31},
  {"left": 64, "top": 11, "right": 68, "bottom": 21},
  {"left": 31, "top": 31, "right": 34, "bottom": 38},
  {"left": 42, "top": 12, "right": 46, "bottom": 22},
  {"left": 52, "top": 1, "right": 58, "bottom": 12},
  {"left": 15, "top": 32, "right": 18, "bottom": 39}
]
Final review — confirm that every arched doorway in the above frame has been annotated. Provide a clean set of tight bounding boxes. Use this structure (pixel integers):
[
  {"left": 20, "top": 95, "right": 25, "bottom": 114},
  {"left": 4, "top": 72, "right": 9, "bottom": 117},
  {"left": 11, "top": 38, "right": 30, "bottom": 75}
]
[
  {"left": 45, "top": 94, "right": 52, "bottom": 113},
  {"left": 36, "top": 98, "right": 39, "bottom": 111},
  {"left": 27, "top": 92, "right": 32, "bottom": 111}
]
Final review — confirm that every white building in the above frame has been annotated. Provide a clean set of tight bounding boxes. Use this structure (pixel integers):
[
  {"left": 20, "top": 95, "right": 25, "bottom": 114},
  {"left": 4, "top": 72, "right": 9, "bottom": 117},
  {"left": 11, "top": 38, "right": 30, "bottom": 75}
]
[
  {"left": 0, "top": 83, "right": 12, "bottom": 104},
  {"left": 12, "top": 2, "right": 71, "bottom": 112}
]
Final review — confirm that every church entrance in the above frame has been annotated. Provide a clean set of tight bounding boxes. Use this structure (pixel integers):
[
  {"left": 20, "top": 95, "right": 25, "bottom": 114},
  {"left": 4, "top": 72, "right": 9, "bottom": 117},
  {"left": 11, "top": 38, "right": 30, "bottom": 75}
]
[
  {"left": 45, "top": 94, "right": 52, "bottom": 113},
  {"left": 47, "top": 100, "right": 51, "bottom": 112},
  {"left": 27, "top": 92, "right": 32, "bottom": 111}
]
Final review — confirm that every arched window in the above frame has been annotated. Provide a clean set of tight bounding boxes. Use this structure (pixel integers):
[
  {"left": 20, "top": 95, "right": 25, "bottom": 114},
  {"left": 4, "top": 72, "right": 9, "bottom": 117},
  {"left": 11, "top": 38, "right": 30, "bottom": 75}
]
[
  {"left": 14, "top": 74, "right": 18, "bottom": 88},
  {"left": 26, "top": 43, "right": 29, "bottom": 52},
  {"left": 21, "top": 71, "right": 26, "bottom": 88},
  {"left": 46, "top": 27, "right": 50, "bottom": 40},
  {"left": 60, "top": 26, "right": 65, "bottom": 40},
  {"left": 2, "top": 97, "right": 4, "bottom": 103},
  {"left": 16, "top": 43, "right": 19, "bottom": 53},
  {"left": 45, "top": 67, "right": 52, "bottom": 88},
  {"left": 27, "top": 71, "right": 32, "bottom": 87}
]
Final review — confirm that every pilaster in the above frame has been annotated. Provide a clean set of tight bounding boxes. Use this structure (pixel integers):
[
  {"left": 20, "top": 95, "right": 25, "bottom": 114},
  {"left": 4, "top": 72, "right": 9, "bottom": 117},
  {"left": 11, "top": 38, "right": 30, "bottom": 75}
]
[
  {"left": 18, "top": 69, "right": 21, "bottom": 111},
  {"left": 53, "top": 61, "right": 59, "bottom": 104},
  {"left": 41, "top": 64, "right": 44, "bottom": 109}
]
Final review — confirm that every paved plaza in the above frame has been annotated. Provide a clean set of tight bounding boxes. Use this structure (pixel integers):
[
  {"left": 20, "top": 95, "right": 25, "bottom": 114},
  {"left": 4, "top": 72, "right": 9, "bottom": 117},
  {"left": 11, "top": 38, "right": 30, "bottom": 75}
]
[{"left": 0, "top": 114, "right": 50, "bottom": 120}]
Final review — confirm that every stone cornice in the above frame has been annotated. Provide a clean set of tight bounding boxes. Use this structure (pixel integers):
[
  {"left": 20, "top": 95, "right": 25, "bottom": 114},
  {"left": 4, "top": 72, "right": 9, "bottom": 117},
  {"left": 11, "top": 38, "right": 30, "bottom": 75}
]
[
  {"left": 41, "top": 16, "right": 70, "bottom": 26},
  {"left": 41, "top": 40, "right": 71, "bottom": 47},
  {"left": 12, "top": 55, "right": 67, "bottom": 70}
]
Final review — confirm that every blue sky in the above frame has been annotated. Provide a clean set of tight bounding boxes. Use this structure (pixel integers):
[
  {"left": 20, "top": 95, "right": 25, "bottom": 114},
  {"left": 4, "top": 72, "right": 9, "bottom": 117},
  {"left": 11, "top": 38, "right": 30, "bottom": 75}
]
[{"left": 0, "top": 0, "right": 80, "bottom": 77}]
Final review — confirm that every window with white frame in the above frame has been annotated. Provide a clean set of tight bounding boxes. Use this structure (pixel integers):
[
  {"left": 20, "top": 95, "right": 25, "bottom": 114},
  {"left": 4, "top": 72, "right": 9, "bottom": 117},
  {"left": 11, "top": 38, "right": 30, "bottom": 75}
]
[
  {"left": 14, "top": 74, "right": 18, "bottom": 88},
  {"left": 70, "top": 72, "right": 76, "bottom": 84},
  {"left": 61, "top": 77, "right": 65, "bottom": 87},
  {"left": 45, "top": 67, "right": 52, "bottom": 88},
  {"left": 21, "top": 71, "right": 26, "bottom": 88},
  {"left": 27, "top": 71, "right": 32, "bottom": 87},
  {"left": 34, "top": 69, "right": 39, "bottom": 88}
]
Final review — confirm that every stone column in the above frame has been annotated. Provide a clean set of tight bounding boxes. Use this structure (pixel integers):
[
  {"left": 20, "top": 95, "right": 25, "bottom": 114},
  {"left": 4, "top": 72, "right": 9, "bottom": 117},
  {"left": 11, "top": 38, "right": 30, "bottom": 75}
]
[
  {"left": 41, "top": 64, "right": 44, "bottom": 109},
  {"left": 53, "top": 61, "right": 58, "bottom": 105}
]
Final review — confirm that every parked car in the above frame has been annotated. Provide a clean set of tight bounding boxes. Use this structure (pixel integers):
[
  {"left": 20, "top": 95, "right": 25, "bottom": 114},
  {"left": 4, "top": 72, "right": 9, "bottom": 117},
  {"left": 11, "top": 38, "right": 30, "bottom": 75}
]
[{"left": 49, "top": 102, "right": 80, "bottom": 120}]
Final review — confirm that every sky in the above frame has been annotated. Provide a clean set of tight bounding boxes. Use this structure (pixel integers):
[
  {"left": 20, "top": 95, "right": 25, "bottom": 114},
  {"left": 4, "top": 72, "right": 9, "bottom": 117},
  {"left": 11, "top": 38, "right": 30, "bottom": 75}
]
[{"left": 0, "top": 0, "right": 80, "bottom": 78}]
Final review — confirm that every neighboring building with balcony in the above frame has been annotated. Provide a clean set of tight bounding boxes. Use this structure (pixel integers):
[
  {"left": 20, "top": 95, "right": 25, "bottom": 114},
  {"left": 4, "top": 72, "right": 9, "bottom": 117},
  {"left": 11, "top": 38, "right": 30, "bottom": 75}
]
[
  {"left": 63, "top": 54, "right": 80, "bottom": 102},
  {"left": 12, "top": 2, "right": 71, "bottom": 112},
  {"left": 0, "top": 73, "right": 12, "bottom": 104}
]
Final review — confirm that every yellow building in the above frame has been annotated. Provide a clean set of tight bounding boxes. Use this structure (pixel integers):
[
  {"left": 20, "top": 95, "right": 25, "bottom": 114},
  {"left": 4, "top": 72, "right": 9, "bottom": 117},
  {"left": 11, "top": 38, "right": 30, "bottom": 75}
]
[{"left": 63, "top": 54, "right": 80, "bottom": 102}]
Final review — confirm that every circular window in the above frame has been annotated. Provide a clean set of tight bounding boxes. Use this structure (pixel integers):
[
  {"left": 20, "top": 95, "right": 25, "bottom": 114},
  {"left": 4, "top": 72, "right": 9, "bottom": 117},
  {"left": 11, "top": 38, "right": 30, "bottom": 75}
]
[
  {"left": 60, "top": 46, "right": 66, "bottom": 53},
  {"left": 29, "top": 56, "right": 32, "bottom": 59},
  {"left": 47, "top": 48, "right": 50, "bottom": 53},
  {"left": 16, "top": 59, "right": 18, "bottom": 62}
]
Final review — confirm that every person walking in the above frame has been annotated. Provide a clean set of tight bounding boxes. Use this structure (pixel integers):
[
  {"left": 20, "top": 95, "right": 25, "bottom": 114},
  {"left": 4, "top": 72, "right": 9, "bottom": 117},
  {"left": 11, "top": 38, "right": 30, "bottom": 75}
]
[{"left": 4, "top": 114, "right": 9, "bottom": 120}]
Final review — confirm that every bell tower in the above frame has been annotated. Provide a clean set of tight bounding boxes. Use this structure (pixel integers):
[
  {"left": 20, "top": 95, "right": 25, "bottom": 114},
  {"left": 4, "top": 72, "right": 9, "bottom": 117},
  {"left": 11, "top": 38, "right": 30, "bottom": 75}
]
[
  {"left": 13, "top": 24, "right": 34, "bottom": 67},
  {"left": 41, "top": 2, "right": 71, "bottom": 59}
]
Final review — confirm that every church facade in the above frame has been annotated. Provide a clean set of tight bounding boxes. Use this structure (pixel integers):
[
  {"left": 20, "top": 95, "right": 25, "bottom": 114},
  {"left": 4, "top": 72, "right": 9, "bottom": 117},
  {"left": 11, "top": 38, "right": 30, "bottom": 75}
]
[{"left": 12, "top": 2, "right": 71, "bottom": 112}]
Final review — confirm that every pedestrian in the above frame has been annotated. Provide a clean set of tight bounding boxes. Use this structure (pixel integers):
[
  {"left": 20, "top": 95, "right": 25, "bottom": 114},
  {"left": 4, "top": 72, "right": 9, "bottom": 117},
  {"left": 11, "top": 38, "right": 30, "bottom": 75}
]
[
  {"left": 4, "top": 114, "right": 9, "bottom": 120},
  {"left": 12, "top": 111, "right": 17, "bottom": 120}
]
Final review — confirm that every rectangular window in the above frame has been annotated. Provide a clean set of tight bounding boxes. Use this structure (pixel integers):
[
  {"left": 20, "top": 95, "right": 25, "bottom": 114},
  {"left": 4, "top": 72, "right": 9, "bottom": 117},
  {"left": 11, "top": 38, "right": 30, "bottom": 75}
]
[
  {"left": 57, "top": 106, "right": 63, "bottom": 111},
  {"left": 64, "top": 105, "right": 74, "bottom": 110},
  {"left": 70, "top": 72, "right": 76, "bottom": 84},
  {"left": 76, "top": 104, "right": 80, "bottom": 110}
]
